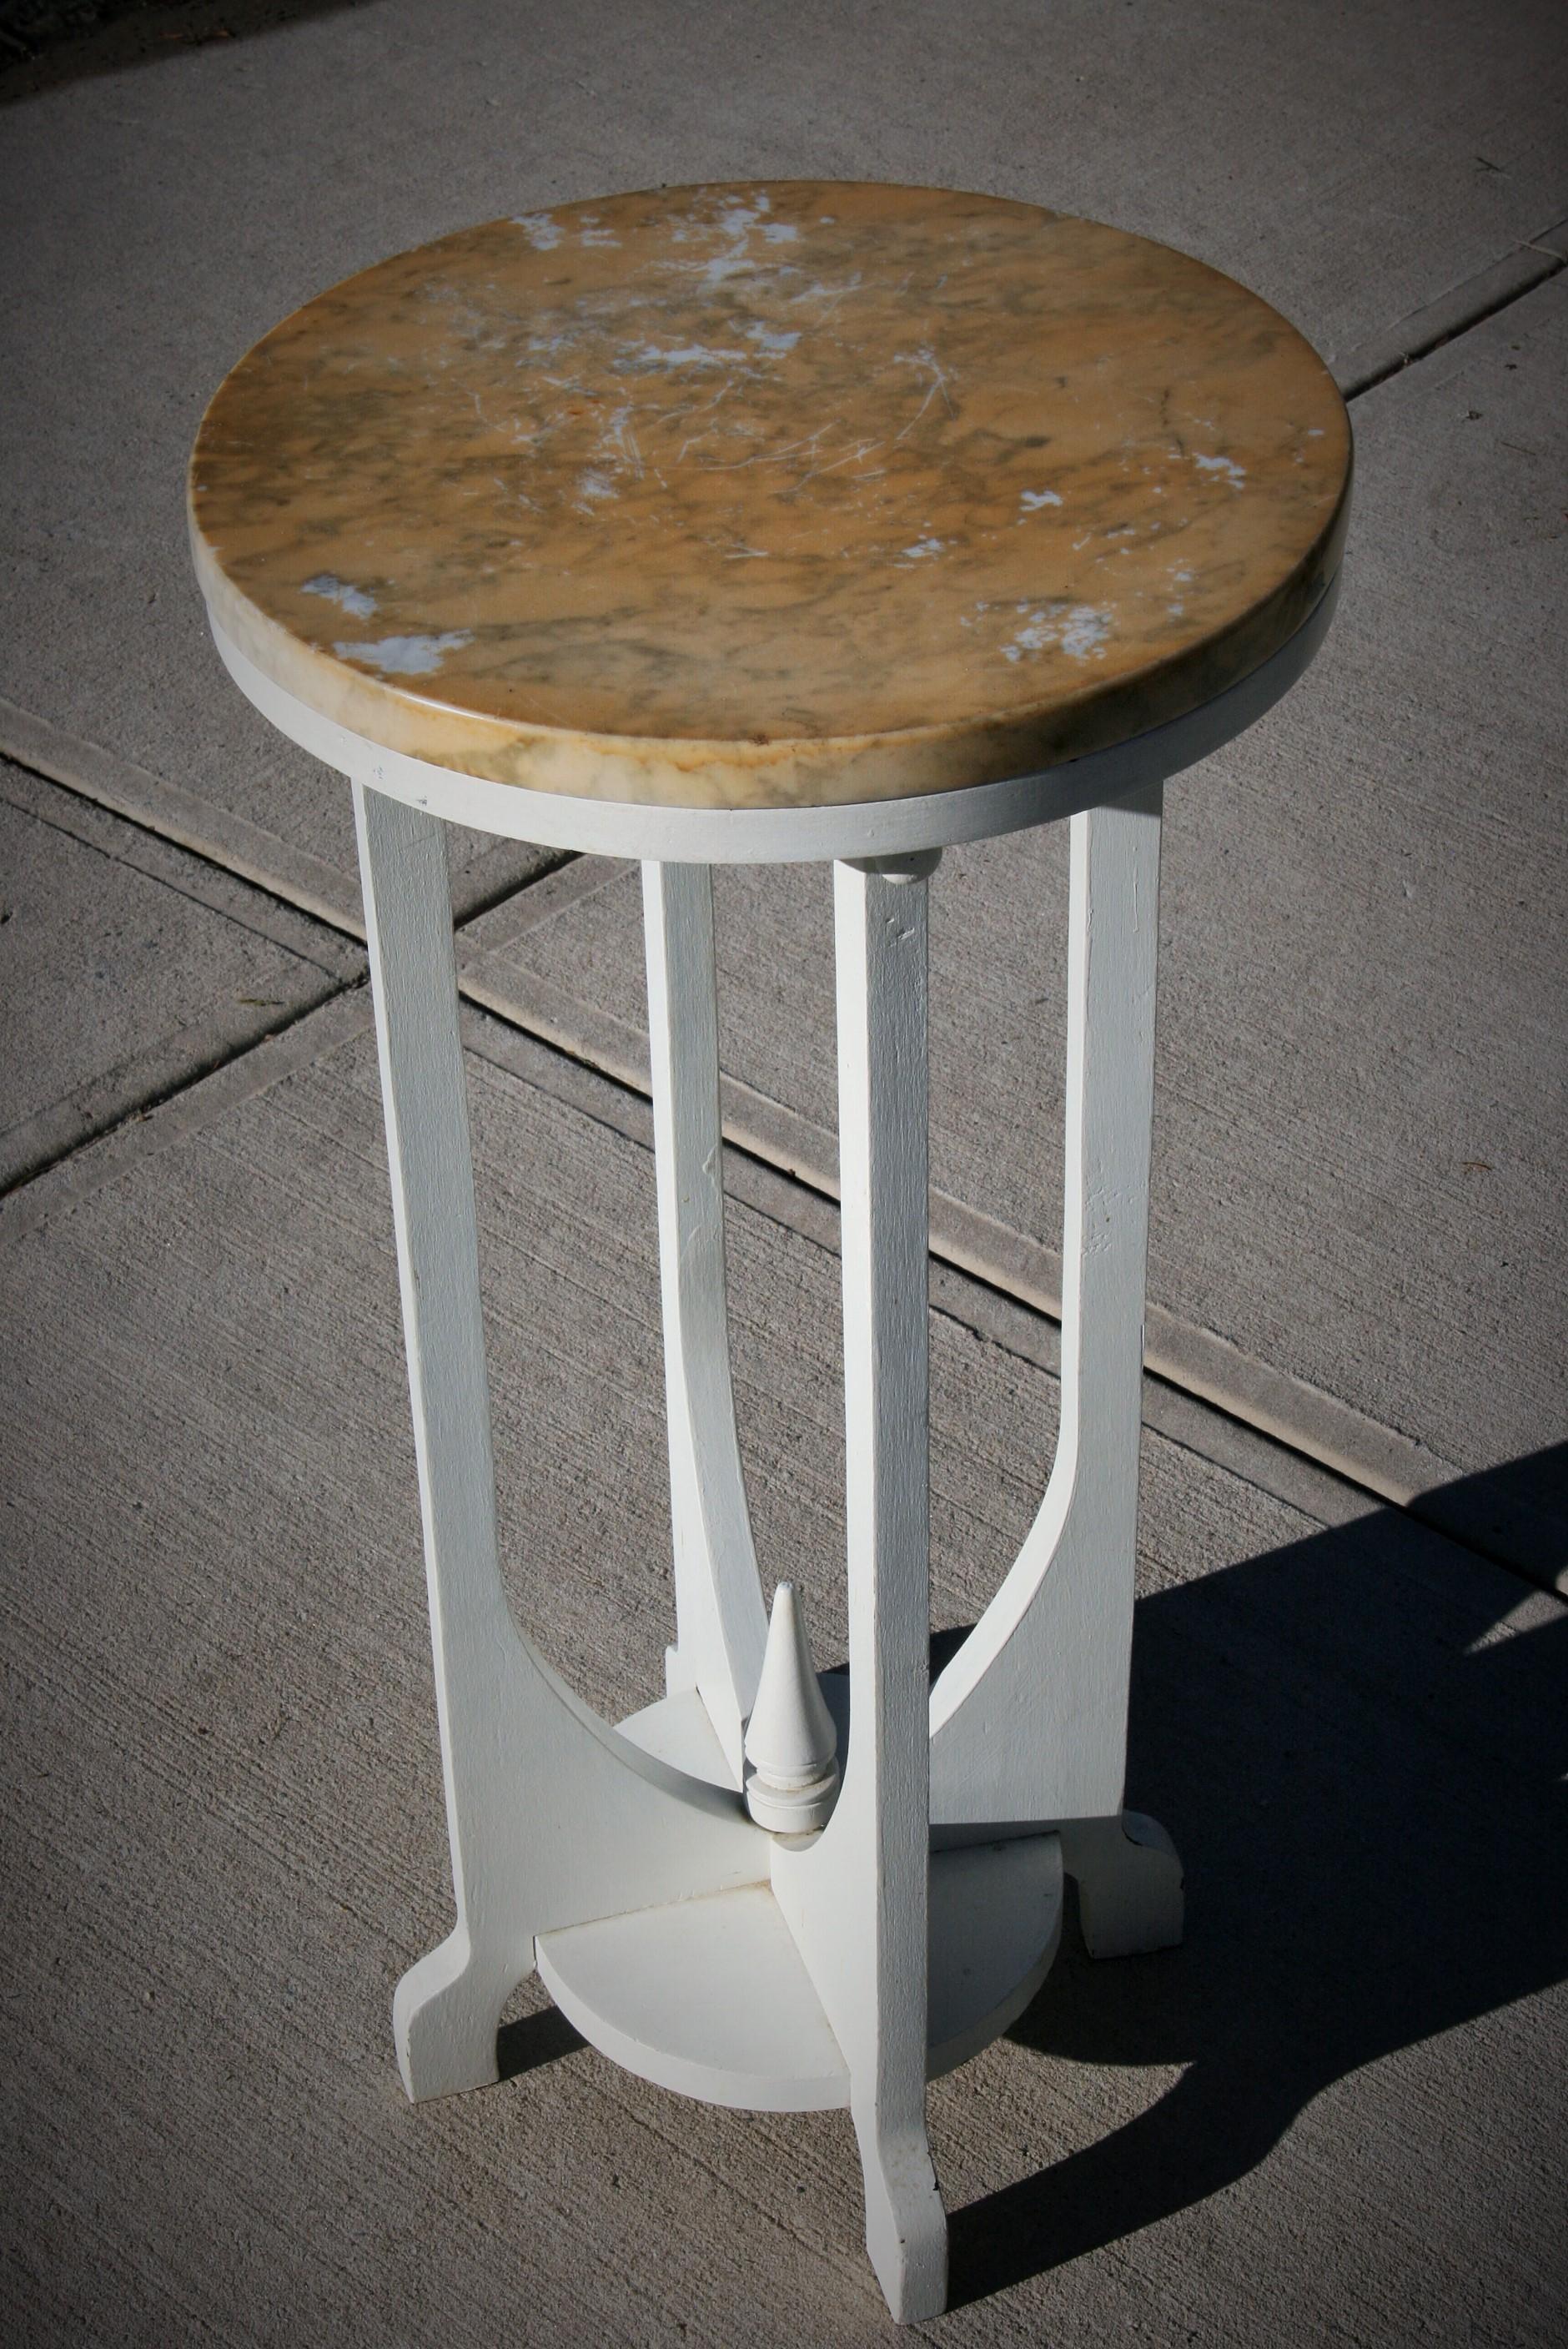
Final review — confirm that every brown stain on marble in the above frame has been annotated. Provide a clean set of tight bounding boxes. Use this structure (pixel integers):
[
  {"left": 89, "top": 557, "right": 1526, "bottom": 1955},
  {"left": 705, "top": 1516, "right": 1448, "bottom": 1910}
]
[{"left": 189, "top": 182, "right": 1351, "bottom": 809}]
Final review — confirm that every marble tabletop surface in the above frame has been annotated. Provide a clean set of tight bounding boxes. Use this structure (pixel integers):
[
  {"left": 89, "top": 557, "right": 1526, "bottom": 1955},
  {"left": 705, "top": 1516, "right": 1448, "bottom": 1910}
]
[{"left": 189, "top": 182, "right": 1351, "bottom": 812}]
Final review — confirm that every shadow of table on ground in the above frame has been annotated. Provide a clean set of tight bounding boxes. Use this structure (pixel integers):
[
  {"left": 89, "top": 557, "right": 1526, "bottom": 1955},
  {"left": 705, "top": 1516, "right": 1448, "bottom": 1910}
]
[{"left": 949, "top": 1444, "right": 1568, "bottom": 2308}]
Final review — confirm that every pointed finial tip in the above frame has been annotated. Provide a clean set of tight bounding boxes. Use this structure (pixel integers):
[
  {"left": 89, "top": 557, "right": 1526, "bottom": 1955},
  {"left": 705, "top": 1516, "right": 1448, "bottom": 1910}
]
[{"left": 744, "top": 1580, "right": 839, "bottom": 1833}]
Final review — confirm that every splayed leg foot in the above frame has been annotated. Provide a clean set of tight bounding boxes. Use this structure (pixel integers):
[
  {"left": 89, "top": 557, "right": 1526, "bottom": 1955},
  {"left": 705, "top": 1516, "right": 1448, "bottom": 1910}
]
[
  {"left": 854, "top": 2105, "right": 948, "bottom": 2323},
  {"left": 1060, "top": 1812, "right": 1184, "bottom": 1959},
  {"left": 394, "top": 1926, "right": 525, "bottom": 2101}
]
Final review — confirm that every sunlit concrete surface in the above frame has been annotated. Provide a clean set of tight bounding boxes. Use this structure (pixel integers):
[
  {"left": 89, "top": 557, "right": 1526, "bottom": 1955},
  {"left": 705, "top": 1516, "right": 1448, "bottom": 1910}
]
[{"left": 1, "top": 4, "right": 1563, "bottom": 2341}]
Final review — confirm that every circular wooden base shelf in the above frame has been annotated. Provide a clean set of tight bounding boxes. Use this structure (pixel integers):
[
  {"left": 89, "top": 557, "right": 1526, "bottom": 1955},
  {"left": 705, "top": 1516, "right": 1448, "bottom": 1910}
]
[{"left": 533, "top": 1693, "right": 1063, "bottom": 2113}]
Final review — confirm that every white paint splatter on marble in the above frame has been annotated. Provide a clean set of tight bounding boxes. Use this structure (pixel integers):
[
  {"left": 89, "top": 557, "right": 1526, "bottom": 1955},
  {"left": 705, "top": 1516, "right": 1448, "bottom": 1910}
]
[
  {"left": 1193, "top": 451, "right": 1247, "bottom": 486},
  {"left": 303, "top": 573, "right": 378, "bottom": 617},
  {"left": 623, "top": 340, "right": 747, "bottom": 373},
  {"left": 1000, "top": 602, "right": 1112, "bottom": 663},
  {"left": 192, "top": 184, "right": 1350, "bottom": 811},
  {"left": 334, "top": 631, "right": 474, "bottom": 674}
]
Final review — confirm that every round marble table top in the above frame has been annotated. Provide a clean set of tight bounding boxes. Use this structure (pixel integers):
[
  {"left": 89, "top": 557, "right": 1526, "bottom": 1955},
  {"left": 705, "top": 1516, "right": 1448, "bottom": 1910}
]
[{"left": 190, "top": 182, "right": 1351, "bottom": 813}]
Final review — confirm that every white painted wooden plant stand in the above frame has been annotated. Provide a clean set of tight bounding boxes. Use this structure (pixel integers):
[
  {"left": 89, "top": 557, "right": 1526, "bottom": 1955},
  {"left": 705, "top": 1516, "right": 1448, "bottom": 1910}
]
[
  {"left": 364, "top": 772, "right": 1177, "bottom": 2329},
  {"left": 211, "top": 611, "right": 1349, "bottom": 2318},
  {"left": 210, "top": 590, "right": 1331, "bottom": 2319},
  {"left": 189, "top": 184, "right": 1352, "bottom": 2323}
]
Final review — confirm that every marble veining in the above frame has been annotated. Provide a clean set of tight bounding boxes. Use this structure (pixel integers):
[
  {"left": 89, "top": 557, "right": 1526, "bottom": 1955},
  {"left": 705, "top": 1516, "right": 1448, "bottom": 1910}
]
[{"left": 189, "top": 182, "right": 1351, "bottom": 811}]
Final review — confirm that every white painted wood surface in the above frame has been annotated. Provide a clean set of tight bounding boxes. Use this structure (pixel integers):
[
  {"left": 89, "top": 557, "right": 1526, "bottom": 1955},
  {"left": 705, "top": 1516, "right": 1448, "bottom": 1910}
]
[
  {"left": 352, "top": 779, "right": 1187, "bottom": 2317},
  {"left": 771, "top": 860, "right": 947, "bottom": 2323},
  {"left": 535, "top": 1831, "right": 1063, "bottom": 2111},
  {"left": 742, "top": 1582, "right": 840, "bottom": 1832},
  {"left": 921, "top": 784, "right": 1185, "bottom": 1949},
  {"left": 929, "top": 787, "right": 1162, "bottom": 1821},
  {"left": 641, "top": 860, "right": 767, "bottom": 1776},
  {"left": 1058, "top": 1811, "right": 1184, "bottom": 1957},
  {"left": 353, "top": 782, "right": 769, "bottom": 2103}
]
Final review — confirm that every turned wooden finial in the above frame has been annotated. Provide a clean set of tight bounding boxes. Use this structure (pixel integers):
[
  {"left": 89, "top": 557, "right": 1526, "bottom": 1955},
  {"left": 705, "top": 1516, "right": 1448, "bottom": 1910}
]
[{"left": 743, "top": 1582, "right": 840, "bottom": 1833}]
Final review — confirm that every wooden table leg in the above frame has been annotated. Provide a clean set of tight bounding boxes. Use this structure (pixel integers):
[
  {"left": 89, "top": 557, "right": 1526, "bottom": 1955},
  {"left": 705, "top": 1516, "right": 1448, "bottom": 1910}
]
[
  {"left": 641, "top": 861, "right": 767, "bottom": 1783},
  {"left": 354, "top": 783, "right": 764, "bottom": 2104},
  {"left": 774, "top": 850, "right": 947, "bottom": 2323},
  {"left": 928, "top": 782, "right": 1183, "bottom": 1950}
]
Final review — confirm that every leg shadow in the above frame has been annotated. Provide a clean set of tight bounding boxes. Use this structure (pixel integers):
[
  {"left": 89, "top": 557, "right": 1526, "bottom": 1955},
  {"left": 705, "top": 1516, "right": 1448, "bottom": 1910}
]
[
  {"left": 496, "top": 2004, "right": 585, "bottom": 2083},
  {"left": 948, "top": 1446, "right": 1568, "bottom": 2307}
]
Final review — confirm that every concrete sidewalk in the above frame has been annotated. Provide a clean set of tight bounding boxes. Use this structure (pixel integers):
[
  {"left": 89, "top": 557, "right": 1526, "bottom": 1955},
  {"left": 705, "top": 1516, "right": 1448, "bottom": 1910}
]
[
  {"left": 1, "top": 3, "right": 1565, "bottom": 2341},
  {"left": 3, "top": 0, "right": 1563, "bottom": 1566},
  {"left": 4, "top": 988, "right": 1563, "bottom": 2346},
  {"left": 456, "top": 276, "right": 1568, "bottom": 1570}
]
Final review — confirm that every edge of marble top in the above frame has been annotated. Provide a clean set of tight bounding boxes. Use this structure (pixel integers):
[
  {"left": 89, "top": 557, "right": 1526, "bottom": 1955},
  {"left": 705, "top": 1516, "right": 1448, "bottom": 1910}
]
[
  {"left": 193, "top": 444, "right": 1349, "bottom": 810},
  {"left": 206, "top": 566, "right": 1343, "bottom": 864}
]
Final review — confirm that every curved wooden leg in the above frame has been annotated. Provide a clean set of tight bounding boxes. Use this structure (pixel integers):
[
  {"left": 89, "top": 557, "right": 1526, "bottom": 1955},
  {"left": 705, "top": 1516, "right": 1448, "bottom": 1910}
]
[
  {"left": 1059, "top": 1812, "right": 1184, "bottom": 1958},
  {"left": 355, "top": 785, "right": 766, "bottom": 2105},
  {"left": 929, "top": 786, "right": 1177, "bottom": 1867},
  {"left": 394, "top": 1925, "right": 516, "bottom": 2100},
  {"left": 773, "top": 854, "right": 947, "bottom": 2322},
  {"left": 641, "top": 862, "right": 767, "bottom": 1783}
]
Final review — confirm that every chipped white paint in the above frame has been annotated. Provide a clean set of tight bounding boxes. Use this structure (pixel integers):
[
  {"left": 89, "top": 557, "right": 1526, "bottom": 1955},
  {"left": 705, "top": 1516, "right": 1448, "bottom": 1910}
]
[
  {"left": 624, "top": 340, "right": 745, "bottom": 371},
  {"left": 513, "top": 212, "right": 563, "bottom": 249},
  {"left": 1002, "top": 613, "right": 1051, "bottom": 661},
  {"left": 1019, "top": 488, "right": 1063, "bottom": 511},
  {"left": 680, "top": 193, "right": 777, "bottom": 295},
  {"left": 1194, "top": 450, "right": 1248, "bottom": 485}
]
